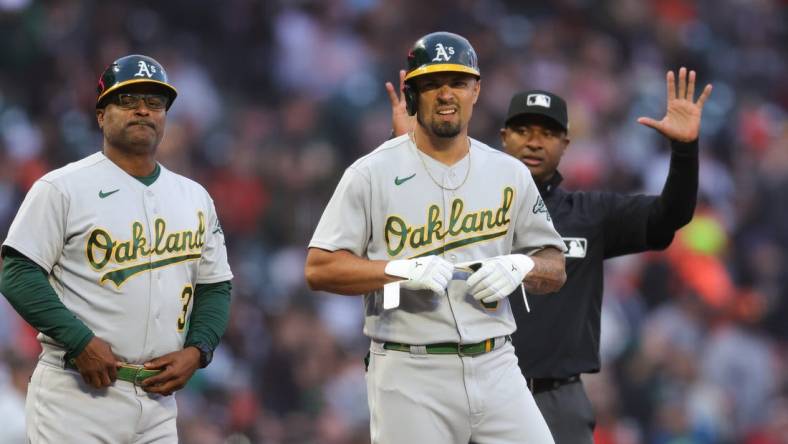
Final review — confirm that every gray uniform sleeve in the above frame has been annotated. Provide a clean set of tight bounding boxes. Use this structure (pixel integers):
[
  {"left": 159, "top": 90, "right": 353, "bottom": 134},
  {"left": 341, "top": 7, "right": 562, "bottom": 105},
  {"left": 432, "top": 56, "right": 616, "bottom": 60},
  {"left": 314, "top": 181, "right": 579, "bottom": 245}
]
[
  {"left": 512, "top": 172, "right": 566, "bottom": 254},
  {"left": 2, "top": 180, "right": 67, "bottom": 271},
  {"left": 309, "top": 167, "right": 371, "bottom": 256},
  {"left": 196, "top": 196, "right": 233, "bottom": 284}
]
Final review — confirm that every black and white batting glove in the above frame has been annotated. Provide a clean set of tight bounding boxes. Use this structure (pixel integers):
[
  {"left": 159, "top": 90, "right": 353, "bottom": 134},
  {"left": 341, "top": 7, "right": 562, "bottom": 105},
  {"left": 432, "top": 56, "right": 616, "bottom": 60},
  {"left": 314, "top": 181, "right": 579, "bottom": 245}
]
[
  {"left": 384, "top": 255, "right": 454, "bottom": 294},
  {"left": 464, "top": 254, "right": 535, "bottom": 303}
]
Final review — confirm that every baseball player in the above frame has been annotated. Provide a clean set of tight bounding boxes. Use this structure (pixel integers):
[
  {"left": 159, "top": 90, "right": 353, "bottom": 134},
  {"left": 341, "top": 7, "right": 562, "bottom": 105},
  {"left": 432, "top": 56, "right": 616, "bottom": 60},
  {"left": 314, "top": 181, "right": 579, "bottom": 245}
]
[
  {"left": 389, "top": 68, "right": 712, "bottom": 443},
  {"left": 0, "top": 54, "right": 233, "bottom": 443},
  {"left": 306, "top": 32, "right": 566, "bottom": 443}
]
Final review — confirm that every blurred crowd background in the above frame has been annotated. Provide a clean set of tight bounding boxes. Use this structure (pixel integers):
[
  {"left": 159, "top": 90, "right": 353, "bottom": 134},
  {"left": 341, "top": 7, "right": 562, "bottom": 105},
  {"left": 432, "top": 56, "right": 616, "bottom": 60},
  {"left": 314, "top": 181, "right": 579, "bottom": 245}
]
[{"left": 0, "top": 0, "right": 786, "bottom": 443}]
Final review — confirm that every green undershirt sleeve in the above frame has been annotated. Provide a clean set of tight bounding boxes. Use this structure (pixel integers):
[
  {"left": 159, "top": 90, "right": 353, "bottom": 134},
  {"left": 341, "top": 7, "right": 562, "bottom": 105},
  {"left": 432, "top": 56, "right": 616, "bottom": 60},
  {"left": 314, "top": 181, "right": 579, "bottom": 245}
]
[
  {"left": 0, "top": 248, "right": 94, "bottom": 361},
  {"left": 184, "top": 280, "right": 232, "bottom": 351}
]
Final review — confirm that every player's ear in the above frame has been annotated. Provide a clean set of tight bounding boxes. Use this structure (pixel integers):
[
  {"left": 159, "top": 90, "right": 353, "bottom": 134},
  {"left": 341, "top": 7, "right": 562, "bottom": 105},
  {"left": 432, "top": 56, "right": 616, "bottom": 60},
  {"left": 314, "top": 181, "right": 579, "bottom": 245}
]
[
  {"left": 96, "top": 108, "right": 105, "bottom": 129},
  {"left": 499, "top": 128, "right": 507, "bottom": 148}
]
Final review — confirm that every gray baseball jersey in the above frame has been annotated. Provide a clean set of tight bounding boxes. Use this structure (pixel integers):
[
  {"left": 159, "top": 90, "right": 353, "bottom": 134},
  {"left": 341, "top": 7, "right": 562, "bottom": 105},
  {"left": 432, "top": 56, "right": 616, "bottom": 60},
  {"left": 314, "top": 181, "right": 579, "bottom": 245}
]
[
  {"left": 3, "top": 151, "right": 233, "bottom": 365},
  {"left": 309, "top": 134, "right": 565, "bottom": 344}
]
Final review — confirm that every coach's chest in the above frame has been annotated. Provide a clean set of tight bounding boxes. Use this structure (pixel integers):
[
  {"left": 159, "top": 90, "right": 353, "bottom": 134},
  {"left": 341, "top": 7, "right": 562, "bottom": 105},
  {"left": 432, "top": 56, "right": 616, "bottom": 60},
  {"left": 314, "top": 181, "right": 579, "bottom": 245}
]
[{"left": 64, "top": 179, "right": 208, "bottom": 283}]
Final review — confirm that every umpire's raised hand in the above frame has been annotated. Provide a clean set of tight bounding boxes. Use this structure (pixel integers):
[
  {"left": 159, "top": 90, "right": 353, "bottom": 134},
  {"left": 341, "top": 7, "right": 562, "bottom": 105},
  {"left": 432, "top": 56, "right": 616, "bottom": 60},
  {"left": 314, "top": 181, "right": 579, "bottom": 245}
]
[{"left": 637, "top": 66, "right": 713, "bottom": 142}]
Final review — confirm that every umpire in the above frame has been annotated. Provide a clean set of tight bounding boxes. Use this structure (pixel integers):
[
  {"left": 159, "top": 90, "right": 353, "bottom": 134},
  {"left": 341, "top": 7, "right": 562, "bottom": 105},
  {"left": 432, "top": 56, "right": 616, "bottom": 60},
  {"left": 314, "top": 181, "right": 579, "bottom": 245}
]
[{"left": 500, "top": 68, "right": 712, "bottom": 443}]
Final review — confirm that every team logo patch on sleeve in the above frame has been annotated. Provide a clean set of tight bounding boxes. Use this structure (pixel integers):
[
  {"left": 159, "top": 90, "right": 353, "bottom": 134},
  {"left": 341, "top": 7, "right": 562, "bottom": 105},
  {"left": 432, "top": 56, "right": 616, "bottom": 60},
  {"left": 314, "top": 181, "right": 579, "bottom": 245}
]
[
  {"left": 532, "top": 196, "right": 551, "bottom": 221},
  {"left": 563, "top": 237, "right": 587, "bottom": 258}
]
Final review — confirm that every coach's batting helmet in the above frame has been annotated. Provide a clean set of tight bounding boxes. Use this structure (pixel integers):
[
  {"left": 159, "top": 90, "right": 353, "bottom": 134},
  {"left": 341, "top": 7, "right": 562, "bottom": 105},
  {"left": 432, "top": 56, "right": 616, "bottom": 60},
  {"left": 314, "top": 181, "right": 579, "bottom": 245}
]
[
  {"left": 96, "top": 54, "right": 178, "bottom": 110},
  {"left": 403, "top": 32, "right": 480, "bottom": 115}
]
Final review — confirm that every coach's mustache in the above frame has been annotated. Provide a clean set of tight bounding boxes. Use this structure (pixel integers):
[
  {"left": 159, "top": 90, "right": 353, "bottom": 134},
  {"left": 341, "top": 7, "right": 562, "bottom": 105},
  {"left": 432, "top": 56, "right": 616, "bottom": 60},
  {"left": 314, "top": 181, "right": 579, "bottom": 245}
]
[{"left": 128, "top": 120, "right": 156, "bottom": 129}]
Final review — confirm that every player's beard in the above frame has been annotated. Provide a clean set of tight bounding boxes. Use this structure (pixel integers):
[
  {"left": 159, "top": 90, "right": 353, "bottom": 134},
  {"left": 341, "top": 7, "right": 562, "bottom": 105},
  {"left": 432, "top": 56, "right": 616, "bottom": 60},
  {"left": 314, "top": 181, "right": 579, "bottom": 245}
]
[
  {"left": 417, "top": 113, "right": 462, "bottom": 138},
  {"left": 432, "top": 120, "right": 461, "bottom": 138}
]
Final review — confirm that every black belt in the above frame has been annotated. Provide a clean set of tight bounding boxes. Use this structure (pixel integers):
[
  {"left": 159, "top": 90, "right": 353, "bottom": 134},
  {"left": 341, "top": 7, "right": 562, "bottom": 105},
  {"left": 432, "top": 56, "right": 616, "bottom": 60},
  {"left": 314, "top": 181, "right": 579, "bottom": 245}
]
[{"left": 527, "top": 375, "right": 580, "bottom": 394}]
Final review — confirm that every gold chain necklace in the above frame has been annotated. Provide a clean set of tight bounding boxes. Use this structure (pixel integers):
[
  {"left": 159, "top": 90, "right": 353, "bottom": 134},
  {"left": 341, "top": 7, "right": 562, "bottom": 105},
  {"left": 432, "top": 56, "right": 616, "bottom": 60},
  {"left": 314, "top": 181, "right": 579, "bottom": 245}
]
[{"left": 409, "top": 132, "right": 472, "bottom": 191}]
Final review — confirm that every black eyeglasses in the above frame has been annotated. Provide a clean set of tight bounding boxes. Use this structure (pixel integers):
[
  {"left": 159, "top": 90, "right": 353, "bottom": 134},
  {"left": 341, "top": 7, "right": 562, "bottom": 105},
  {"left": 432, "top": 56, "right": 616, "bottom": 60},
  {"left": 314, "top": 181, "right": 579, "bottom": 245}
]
[{"left": 115, "top": 93, "right": 169, "bottom": 110}]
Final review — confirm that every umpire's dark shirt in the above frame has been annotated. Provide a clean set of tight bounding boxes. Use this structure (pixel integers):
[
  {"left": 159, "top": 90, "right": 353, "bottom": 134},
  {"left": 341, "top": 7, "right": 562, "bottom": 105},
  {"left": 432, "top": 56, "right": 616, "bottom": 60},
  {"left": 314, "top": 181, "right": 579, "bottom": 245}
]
[{"left": 511, "top": 140, "right": 699, "bottom": 379}]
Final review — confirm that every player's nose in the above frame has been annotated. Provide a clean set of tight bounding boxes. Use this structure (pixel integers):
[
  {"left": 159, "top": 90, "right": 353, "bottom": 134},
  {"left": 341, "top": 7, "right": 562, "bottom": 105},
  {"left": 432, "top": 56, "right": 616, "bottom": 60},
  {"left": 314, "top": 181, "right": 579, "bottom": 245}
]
[{"left": 436, "top": 84, "right": 454, "bottom": 100}]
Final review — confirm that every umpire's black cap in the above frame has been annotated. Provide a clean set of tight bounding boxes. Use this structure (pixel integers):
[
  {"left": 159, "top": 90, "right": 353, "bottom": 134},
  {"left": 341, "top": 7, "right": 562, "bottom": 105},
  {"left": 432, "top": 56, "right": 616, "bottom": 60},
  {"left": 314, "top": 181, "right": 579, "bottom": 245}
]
[{"left": 505, "top": 90, "right": 568, "bottom": 132}]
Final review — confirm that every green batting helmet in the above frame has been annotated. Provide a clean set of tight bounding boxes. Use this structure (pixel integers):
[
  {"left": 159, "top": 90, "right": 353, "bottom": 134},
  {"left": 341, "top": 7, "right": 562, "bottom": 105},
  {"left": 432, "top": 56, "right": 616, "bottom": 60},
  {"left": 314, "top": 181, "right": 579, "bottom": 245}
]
[
  {"left": 403, "top": 32, "right": 480, "bottom": 115},
  {"left": 96, "top": 54, "right": 178, "bottom": 110}
]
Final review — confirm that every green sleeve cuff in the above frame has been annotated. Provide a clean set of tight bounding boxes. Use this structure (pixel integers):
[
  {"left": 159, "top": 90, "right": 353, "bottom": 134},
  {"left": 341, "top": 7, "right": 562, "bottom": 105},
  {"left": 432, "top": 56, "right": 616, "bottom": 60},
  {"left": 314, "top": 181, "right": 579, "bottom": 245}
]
[
  {"left": 184, "top": 280, "right": 232, "bottom": 350},
  {"left": 0, "top": 249, "right": 95, "bottom": 357},
  {"left": 65, "top": 330, "right": 95, "bottom": 363}
]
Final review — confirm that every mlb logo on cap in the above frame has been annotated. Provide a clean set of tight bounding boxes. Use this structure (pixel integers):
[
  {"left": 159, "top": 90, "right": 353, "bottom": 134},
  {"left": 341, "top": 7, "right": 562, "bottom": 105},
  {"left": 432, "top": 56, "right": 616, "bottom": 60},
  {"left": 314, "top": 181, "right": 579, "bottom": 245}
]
[
  {"left": 526, "top": 93, "right": 551, "bottom": 108},
  {"left": 505, "top": 89, "right": 569, "bottom": 131}
]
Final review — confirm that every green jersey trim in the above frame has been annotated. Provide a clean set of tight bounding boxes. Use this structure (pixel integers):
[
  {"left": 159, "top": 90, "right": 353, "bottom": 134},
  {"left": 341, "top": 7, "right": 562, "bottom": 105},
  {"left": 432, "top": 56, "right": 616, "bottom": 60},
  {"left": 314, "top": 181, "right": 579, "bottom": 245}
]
[
  {"left": 133, "top": 163, "right": 161, "bottom": 186},
  {"left": 410, "top": 230, "right": 508, "bottom": 258},
  {"left": 100, "top": 253, "right": 201, "bottom": 286}
]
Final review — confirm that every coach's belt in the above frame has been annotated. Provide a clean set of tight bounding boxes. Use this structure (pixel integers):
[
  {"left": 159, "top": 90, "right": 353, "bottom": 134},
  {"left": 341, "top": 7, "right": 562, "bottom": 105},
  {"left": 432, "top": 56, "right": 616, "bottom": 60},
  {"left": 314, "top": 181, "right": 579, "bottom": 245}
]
[
  {"left": 116, "top": 364, "right": 161, "bottom": 385},
  {"left": 65, "top": 360, "right": 161, "bottom": 386},
  {"left": 527, "top": 375, "right": 581, "bottom": 394},
  {"left": 383, "top": 335, "right": 510, "bottom": 357}
]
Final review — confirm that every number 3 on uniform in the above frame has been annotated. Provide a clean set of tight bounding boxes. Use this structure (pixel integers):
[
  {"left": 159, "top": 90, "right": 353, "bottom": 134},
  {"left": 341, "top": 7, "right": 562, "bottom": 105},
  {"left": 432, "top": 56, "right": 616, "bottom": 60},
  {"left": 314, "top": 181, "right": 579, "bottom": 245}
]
[{"left": 177, "top": 285, "right": 194, "bottom": 332}]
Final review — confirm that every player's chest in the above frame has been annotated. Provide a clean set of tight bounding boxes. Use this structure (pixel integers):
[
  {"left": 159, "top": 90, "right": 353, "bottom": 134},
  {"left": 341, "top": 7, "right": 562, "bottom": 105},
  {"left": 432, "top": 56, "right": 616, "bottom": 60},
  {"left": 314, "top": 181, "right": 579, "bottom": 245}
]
[
  {"left": 377, "top": 169, "right": 519, "bottom": 219},
  {"left": 374, "top": 178, "right": 519, "bottom": 258}
]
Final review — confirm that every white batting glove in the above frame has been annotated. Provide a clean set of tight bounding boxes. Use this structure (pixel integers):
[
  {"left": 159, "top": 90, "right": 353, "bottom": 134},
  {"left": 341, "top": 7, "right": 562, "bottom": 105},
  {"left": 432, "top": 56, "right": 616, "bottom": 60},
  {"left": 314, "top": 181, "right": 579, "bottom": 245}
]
[
  {"left": 465, "top": 254, "right": 535, "bottom": 304},
  {"left": 384, "top": 255, "right": 454, "bottom": 294}
]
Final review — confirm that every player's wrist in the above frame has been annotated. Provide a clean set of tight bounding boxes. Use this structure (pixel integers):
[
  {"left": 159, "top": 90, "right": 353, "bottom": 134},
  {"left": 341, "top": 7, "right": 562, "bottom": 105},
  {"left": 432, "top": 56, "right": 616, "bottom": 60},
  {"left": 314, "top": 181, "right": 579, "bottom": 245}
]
[
  {"left": 384, "top": 259, "right": 412, "bottom": 280},
  {"left": 186, "top": 343, "right": 213, "bottom": 368},
  {"left": 507, "top": 254, "right": 535, "bottom": 280},
  {"left": 65, "top": 329, "right": 96, "bottom": 364}
]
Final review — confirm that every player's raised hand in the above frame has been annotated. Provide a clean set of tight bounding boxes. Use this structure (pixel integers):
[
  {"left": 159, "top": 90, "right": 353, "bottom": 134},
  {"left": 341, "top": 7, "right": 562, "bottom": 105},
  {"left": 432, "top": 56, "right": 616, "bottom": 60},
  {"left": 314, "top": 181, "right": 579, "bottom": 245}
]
[
  {"left": 637, "top": 67, "right": 712, "bottom": 142},
  {"left": 141, "top": 347, "right": 201, "bottom": 396},
  {"left": 73, "top": 336, "right": 121, "bottom": 389},
  {"left": 386, "top": 69, "right": 416, "bottom": 137}
]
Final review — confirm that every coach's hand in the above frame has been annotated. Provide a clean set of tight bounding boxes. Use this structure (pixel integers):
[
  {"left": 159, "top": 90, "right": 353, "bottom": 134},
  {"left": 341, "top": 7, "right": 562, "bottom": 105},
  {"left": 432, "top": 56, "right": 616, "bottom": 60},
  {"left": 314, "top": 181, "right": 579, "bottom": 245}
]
[
  {"left": 386, "top": 69, "right": 415, "bottom": 137},
  {"left": 141, "top": 347, "right": 201, "bottom": 396},
  {"left": 73, "top": 336, "right": 122, "bottom": 389},
  {"left": 637, "top": 66, "right": 712, "bottom": 142},
  {"left": 465, "top": 254, "right": 535, "bottom": 303},
  {"left": 385, "top": 255, "right": 454, "bottom": 294}
]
